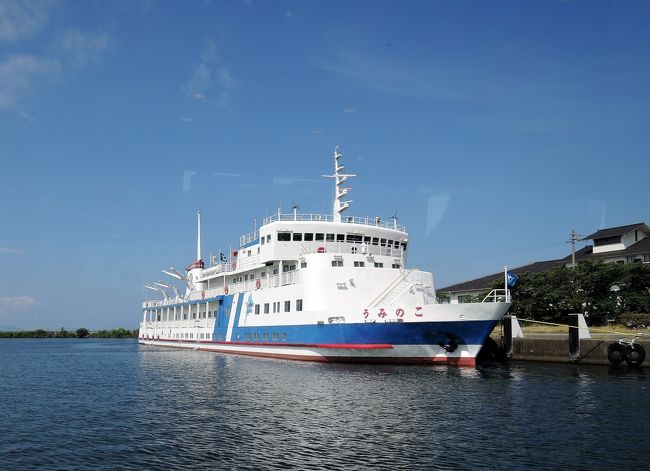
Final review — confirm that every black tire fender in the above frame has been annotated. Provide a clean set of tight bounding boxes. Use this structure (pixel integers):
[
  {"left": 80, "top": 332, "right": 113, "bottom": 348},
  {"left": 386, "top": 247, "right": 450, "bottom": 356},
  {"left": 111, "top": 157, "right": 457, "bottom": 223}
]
[
  {"left": 607, "top": 343, "right": 627, "bottom": 366},
  {"left": 625, "top": 344, "right": 646, "bottom": 366}
]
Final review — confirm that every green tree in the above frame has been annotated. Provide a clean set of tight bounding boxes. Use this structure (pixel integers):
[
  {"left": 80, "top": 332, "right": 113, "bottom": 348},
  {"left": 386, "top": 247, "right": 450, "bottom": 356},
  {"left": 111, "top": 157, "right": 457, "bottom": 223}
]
[{"left": 76, "top": 328, "right": 90, "bottom": 338}]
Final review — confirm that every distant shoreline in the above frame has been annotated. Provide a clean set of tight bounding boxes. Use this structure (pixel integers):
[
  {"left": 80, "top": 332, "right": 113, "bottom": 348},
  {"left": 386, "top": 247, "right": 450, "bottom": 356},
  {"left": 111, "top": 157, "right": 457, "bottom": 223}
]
[{"left": 0, "top": 328, "right": 138, "bottom": 339}]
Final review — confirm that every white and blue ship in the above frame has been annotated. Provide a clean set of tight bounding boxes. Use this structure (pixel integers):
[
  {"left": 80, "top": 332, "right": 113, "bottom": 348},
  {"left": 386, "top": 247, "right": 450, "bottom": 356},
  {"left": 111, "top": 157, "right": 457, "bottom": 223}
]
[{"left": 139, "top": 147, "right": 510, "bottom": 365}]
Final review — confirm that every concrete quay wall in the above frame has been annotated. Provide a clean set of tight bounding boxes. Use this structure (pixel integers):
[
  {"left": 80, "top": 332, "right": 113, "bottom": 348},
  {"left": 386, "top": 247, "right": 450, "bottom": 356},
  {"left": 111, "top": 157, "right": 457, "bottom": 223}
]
[{"left": 509, "top": 336, "right": 650, "bottom": 367}]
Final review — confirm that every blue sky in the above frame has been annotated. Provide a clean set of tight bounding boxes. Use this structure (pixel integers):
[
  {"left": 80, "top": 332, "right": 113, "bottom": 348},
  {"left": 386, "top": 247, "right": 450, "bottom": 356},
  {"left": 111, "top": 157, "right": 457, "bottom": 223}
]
[{"left": 1, "top": 0, "right": 649, "bottom": 330}]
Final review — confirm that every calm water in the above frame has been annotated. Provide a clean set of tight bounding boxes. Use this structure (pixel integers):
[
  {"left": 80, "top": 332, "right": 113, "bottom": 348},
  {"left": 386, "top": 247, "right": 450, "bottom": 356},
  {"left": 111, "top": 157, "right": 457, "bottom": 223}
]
[{"left": 0, "top": 339, "right": 647, "bottom": 470}]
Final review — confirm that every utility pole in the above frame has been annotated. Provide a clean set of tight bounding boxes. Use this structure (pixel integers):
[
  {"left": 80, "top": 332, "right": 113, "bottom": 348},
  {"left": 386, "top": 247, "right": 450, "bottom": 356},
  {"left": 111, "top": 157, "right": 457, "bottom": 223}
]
[{"left": 568, "top": 229, "right": 582, "bottom": 268}]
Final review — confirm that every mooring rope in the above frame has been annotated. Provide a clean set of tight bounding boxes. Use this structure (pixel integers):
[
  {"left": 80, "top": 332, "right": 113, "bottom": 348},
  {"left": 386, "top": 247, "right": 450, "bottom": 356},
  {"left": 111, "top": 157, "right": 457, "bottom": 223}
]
[{"left": 512, "top": 317, "right": 645, "bottom": 338}]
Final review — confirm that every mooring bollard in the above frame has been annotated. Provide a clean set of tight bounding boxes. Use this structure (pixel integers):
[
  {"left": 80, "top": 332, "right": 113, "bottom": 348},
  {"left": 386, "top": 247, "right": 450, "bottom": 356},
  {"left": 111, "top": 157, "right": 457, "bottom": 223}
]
[
  {"left": 502, "top": 315, "right": 513, "bottom": 358},
  {"left": 568, "top": 313, "right": 580, "bottom": 361}
]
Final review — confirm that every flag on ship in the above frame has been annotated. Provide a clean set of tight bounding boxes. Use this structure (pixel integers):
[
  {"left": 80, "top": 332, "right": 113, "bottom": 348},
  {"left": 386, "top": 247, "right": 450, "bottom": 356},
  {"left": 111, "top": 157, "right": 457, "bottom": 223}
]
[
  {"left": 220, "top": 252, "right": 227, "bottom": 262},
  {"left": 506, "top": 271, "right": 519, "bottom": 288}
]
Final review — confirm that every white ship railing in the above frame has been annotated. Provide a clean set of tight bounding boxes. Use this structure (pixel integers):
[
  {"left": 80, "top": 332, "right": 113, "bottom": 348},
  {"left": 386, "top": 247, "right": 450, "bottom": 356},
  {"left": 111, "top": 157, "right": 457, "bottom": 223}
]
[
  {"left": 298, "top": 241, "right": 405, "bottom": 258},
  {"left": 142, "top": 271, "right": 301, "bottom": 308},
  {"left": 261, "top": 213, "right": 406, "bottom": 232},
  {"left": 482, "top": 289, "right": 510, "bottom": 303},
  {"left": 240, "top": 230, "right": 259, "bottom": 246}
]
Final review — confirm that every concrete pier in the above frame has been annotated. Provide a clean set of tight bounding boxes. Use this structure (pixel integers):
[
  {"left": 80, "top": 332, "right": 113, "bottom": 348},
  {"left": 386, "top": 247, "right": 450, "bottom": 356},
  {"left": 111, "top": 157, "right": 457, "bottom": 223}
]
[{"left": 506, "top": 335, "right": 649, "bottom": 367}]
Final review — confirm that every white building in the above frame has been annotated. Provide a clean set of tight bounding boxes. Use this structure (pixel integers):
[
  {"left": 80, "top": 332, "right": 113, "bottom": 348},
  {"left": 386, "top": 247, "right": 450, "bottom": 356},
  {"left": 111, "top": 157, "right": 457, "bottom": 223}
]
[{"left": 439, "top": 222, "right": 650, "bottom": 303}]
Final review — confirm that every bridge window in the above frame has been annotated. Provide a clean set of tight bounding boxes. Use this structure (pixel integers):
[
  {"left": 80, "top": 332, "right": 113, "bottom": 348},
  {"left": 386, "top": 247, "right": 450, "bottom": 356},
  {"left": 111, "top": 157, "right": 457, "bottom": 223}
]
[
  {"left": 374, "top": 262, "right": 384, "bottom": 268},
  {"left": 347, "top": 234, "right": 363, "bottom": 243},
  {"left": 278, "top": 232, "right": 291, "bottom": 241},
  {"left": 267, "top": 234, "right": 271, "bottom": 243},
  {"left": 293, "top": 233, "right": 302, "bottom": 241},
  {"left": 296, "top": 299, "right": 303, "bottom": 311},
  {"left": 315, "top": 233, "right": 324, "bottom": 241},
  {"left": 380, "top": 238, "right": 387, "bottom": 246},
  {"left": 261, "top": 236, "right": 265, "bottom": 245},
  {"left": 255, "top": 304, "right": 260, "bottom": 314},
  {"left": 331, "top": 260, "right": 343, "bottom": 267},
  {"left": 392, "top": 264, "right": 400, "bottom": 269},
  {"left": 326, "top": 234, "right": 335, "bottom": 242},
  {"left": 372, "top": 237, "right": 379, "bottom": 245},
  {"left": 284, "top": 301, "right": 290, "bottom": 312},
  {"left": 364, "top": 236, "right": 371, "bottom": 243},
  {"left": 264, "top": 303, "right": 269, "bottom": 314},
  {"left": 354, "top": 261, "right": 365, "bottom": 267},
  {"left": 304, "top": 233, "right": 314, "bottom": 241},
  {"left": 336, "top": 234, "right": 345, "bottom": 242}
]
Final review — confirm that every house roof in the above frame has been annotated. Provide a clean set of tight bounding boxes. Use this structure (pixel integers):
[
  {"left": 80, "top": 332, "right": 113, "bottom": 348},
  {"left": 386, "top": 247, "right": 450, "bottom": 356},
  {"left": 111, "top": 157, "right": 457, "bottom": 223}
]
[
  {"left": 573, "top": 237, "right": 650, "bottom": 260},
  {"left": 439, "top": 221, "right": 650, "bottom": 294},
  {"left": 583, "top": 222, "right": 648, "bottom": 241},
  {"left": 438, "top": 259, "right": 563, "bottom": 293}
]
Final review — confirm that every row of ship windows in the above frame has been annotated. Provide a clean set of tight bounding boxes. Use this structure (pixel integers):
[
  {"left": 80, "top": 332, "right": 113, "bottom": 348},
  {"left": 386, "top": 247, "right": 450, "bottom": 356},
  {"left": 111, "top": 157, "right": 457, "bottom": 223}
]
[
  {"left": 265, "top": 232, "right": 407, "bottom": 250},
  {"left": 254, "top": 299, "right": 303, "bottom": 314},
  {"left": 170, "top": 332, "right": 289, "bottom": 342},
  {"left": 154, "top": 299, "right": 304, "bottom": 320},
  {"left": 332, "top": 260, "right": 400, "bottom": 269},
  {"left": 230, "top": 264, "right": 299, "bottom": 284}
]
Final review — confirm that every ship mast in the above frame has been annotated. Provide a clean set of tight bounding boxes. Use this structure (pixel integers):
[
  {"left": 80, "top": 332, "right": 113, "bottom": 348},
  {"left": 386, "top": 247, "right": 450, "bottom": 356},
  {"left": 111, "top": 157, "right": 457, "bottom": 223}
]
[
  {"left": 197, "top": 210, "right": 202, "bottom": 261},
  {"left": 322, "top": 146, "right": 356, "bottom": 222}
]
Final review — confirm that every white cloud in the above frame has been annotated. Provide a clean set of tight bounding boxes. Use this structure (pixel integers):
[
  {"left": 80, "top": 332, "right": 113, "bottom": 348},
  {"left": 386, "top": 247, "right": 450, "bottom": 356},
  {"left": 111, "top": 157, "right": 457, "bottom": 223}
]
[
  {"left": 0, "top": 295, "right": 38, "bottom": 314},
  {"left": 60, "top": 29, "right": 112, "bottom": 68},
  {"left": 0, "top": 54, "right": 61, "bottom": 109},
  {"left": 215, "top": 68, "right": 233, "bottom": 106},
  {"left": 184, "top": 38, "right": 234, "bottom": 107},
  {"left": 0, "top": 0, "right": 53, "bottom": 43},
  {"left": 212, "top": 172, "right": 240, "bottom": 178},
  {"left": 0, "top": 246, "right": 23, "bottom": 254},
  {"left": 313, "top": 49, "right": 487, "bottom": 104},
  {"left": 286, "top": 11, "right": 293, "bottom": 19},
  {"left": 181, "top": 117, "right": 193, "bottom": 123},
  {"left": 186, "top": 63, "right": 212, "bottom": 98},
  {"left": 343, "top": 108, "right": 355, "bottom": 114},
  {"left": 312, "top": 129, "right": 323, "bottom": 134}
]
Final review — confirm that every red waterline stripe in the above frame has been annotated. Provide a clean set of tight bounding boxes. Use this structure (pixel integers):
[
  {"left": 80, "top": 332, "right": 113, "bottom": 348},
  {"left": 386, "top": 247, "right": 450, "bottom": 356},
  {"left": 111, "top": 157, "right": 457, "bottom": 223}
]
[
  {"left": 141, "top": 341, "right": 476, "bottom": 366},
  {"left": 138, "top": 342, "right": 476, "bottom": 367},
  {"left": 143, "top": 338, "right": 393, "bottom": 350}
]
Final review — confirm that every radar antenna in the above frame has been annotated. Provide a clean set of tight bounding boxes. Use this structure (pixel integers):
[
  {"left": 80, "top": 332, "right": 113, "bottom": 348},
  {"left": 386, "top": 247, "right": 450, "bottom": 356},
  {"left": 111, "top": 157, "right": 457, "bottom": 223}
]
[
  {"left": 391, "top": 211, "right": 399, "bottom": 229},
  {"left": 321, "top": 146, "right": 356, "bottom": 222}
]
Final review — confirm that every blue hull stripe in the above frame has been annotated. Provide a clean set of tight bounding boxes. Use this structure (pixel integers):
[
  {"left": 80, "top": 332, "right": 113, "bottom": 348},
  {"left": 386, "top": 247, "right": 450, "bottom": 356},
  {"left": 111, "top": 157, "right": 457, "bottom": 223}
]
[{"left": 226, "top": 319, "right": 498, "bottom": 347}]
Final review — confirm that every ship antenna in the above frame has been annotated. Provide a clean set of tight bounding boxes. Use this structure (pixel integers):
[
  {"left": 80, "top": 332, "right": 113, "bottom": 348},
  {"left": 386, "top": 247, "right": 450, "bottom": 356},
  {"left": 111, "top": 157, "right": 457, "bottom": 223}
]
[
  {"left": 391, "top": 211, "right": 399, "bottom": 229},
  {"left": 321, "top": 146, "right": 356, "bottom": 222},
  {"left": 197, "top": 210, "right": 202, "bottom": 261}
]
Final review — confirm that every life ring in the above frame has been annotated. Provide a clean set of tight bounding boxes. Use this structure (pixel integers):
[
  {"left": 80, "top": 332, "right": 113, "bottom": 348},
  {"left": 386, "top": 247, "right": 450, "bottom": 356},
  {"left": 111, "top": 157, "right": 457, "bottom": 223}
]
[
  {"left": 256, "top": 279, "right": 261, "bottom": 289},
  {"left": 224, "top": 286, "right": 229, "bottom": 295},
  {"left": 625, "top": 344, "right": 646, "bottom": 366},
  {"left": 607, "top": 343, "right": 627, "bottom": 366}
]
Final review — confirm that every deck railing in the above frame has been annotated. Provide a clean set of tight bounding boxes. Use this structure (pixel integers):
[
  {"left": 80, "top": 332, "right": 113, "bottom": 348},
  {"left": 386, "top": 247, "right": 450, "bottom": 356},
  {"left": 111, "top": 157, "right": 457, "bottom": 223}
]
[
  {"left": 261, "top": 213, "right": 406, "bottom": 232},
  {"left": 482, "top": 289, "right": 510, "bottom": 303},
  {"left": 142, "top": 271, "right": 301, "bottom": 308}
]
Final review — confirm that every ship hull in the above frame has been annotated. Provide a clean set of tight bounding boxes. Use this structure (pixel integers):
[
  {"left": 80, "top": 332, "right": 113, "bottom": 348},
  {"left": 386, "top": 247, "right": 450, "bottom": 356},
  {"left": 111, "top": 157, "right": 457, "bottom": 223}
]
[{"left": 139, "top": 308, "right": 508, "bottom": 366}]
